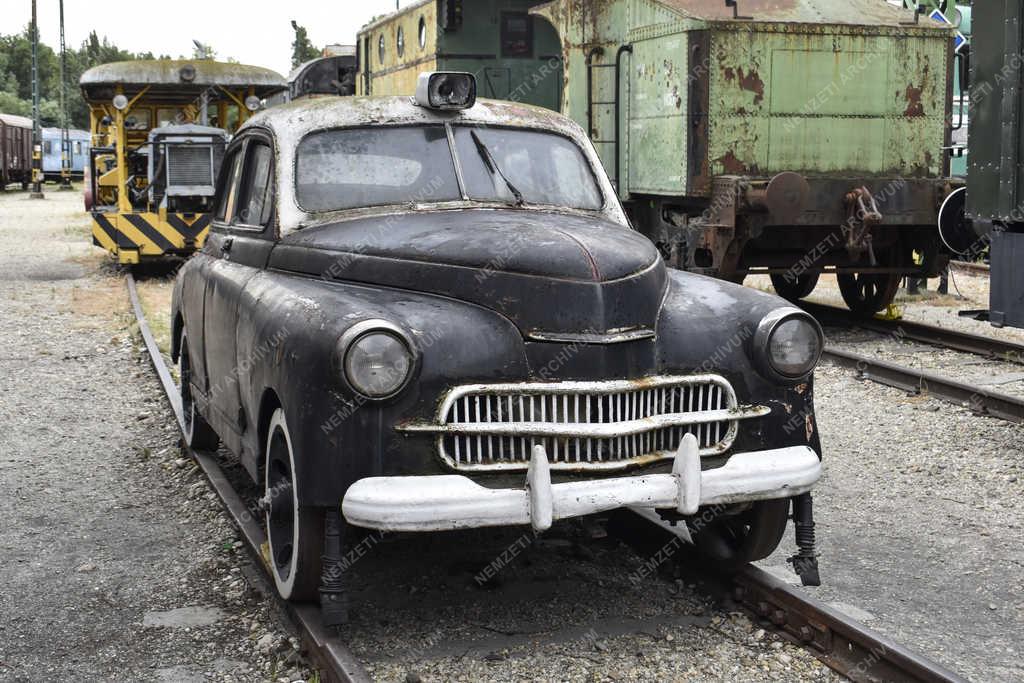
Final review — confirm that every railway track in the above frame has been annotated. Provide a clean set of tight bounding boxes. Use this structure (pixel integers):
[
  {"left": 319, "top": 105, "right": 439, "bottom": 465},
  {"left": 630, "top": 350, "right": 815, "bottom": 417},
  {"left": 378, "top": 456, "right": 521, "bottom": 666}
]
[
  {"left": 127, "top": 273, "right": 967, "bottom": 683},
  {"left": 805, "top": 301, "right": 1024, "bottom": 424}
]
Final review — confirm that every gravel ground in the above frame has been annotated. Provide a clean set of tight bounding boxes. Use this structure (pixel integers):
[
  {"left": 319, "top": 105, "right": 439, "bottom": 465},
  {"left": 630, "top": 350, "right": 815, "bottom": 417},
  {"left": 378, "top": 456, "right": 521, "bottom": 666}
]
[
  {"left": 341, "top": 525, "right": 838, "bottom": 683},
  {"left": 0, "top": 189, "right": 312, "bottom": 682},
  {"left": 752, "top": 268, "right": 1024, "bottom": 682}
]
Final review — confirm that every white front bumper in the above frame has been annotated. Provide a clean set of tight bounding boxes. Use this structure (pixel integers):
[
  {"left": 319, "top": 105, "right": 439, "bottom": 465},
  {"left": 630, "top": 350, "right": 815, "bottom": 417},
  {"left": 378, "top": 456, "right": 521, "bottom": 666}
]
[{"left": 341, "top": 434, "right": 821, "bottom": 532}]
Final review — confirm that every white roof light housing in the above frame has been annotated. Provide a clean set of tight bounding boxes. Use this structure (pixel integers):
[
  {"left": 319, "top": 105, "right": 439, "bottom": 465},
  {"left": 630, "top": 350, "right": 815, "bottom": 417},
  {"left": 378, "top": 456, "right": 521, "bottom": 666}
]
[{"left": 414, "top": 72, "right": 476, "bottom": 111}]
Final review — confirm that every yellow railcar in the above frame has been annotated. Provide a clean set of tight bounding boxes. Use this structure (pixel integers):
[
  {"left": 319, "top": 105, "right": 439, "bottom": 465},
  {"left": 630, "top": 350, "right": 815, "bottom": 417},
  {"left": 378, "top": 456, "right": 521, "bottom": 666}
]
[{"left": 80, "top": 60, "right": 286, "bottom": 264}]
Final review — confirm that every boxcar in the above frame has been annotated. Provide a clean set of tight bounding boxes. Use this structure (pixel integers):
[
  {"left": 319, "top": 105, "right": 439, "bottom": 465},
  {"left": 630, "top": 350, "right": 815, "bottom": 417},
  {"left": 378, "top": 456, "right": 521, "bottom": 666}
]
[
  {"left": 41, "top": 127, "right": 91, "bottom": 181},
  {"left": 359, "top": 0, "right": 965, "bottom": 315},
  {"left": 0, "top": 113, "right": 33, "bottom": 191}
]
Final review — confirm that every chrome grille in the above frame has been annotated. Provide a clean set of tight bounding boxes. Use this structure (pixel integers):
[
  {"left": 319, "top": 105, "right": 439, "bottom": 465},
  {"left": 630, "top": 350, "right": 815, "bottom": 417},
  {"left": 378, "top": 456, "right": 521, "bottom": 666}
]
[
  {"left": 401, "top": 376, "right": 770, "bottom": 472},
  {"left": 167, "top": 145, "right": 213, "bottom": 186}
]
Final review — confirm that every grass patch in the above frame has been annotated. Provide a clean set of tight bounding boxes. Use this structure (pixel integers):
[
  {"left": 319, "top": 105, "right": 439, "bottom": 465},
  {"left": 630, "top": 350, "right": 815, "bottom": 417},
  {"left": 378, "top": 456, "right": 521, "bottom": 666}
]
[{"left": 135, "top": 279, "right": 175, "bottom": 359}]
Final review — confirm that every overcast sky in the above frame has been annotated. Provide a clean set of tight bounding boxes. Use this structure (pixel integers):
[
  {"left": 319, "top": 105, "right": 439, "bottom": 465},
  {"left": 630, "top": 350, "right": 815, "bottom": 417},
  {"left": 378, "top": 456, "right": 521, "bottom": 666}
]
[{"left": 2, "top": 1, "right": 411, "bottom": 76}]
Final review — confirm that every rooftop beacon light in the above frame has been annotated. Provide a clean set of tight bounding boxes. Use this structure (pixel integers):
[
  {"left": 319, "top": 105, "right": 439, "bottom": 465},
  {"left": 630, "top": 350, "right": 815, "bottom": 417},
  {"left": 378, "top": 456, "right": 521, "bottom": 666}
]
[{"left": 414, "top": 72, "right": 476, "bottom": 111}]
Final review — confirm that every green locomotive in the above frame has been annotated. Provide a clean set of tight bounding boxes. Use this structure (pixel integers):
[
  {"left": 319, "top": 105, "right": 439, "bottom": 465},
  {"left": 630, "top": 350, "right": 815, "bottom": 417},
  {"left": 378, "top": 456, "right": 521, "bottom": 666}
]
[{"left": 358, "top": 0, "right": 963, "bottom": 314}]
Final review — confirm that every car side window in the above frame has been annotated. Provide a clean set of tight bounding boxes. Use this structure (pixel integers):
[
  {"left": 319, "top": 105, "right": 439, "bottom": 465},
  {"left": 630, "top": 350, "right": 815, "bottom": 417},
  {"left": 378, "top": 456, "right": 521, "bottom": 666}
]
[
  {"left": 215, "top": 148, "right": 244, "bottom": 224},
  {"left": 234, "top": 142, "right": 275, "bottom": 229}
]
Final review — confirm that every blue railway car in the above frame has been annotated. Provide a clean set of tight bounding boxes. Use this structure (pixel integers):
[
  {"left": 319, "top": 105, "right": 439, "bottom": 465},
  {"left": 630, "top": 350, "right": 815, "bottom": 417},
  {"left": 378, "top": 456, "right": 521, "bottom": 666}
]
[{"left": 41, "top": 127, "right": 90, "bottom": 181}]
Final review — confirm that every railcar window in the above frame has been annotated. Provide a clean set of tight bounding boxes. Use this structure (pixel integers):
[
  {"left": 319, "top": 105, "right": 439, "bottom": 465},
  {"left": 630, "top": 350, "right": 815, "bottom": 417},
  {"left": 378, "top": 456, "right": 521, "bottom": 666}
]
[
  {"left": 397, "top": 26, "right": 405, "bottom": 57},
  {"left": 236, "top": 143, "right": 274, "bottom": 228},
  {"left": 419, "top": 17, "right": 427, "bottom": 49},
  {"left": 501, "top": 13, "right": 533, "bottom": 58},
  {"left": 74, "top": 141, "right": 82, "bottom": 155},
  {"left": 123, "top": 110, "right": 151, "bottom": 131},
  {"left": 452, "top": 126, "right": 602, "bottom": 210},
  {"left": 157, "top": 107, "right": 187, "bottom": 128},
  {"left": 296, "top": 126, "right": 461, "bottom": 211}
]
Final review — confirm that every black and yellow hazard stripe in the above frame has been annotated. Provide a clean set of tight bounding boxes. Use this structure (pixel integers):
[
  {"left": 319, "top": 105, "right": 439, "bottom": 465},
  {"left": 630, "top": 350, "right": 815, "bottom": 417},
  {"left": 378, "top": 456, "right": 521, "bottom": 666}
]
[{"left": 91, "top": 211, "right": 212, "bottom": 264}]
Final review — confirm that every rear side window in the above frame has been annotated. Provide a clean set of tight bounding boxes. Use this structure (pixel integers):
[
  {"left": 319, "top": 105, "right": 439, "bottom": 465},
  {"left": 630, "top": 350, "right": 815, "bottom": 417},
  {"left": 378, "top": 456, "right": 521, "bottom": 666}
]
[
  {"left": 215, "top": 149, "right": 244, "bottom": 223},
  {"left": 236, "top": 143, "right": 274, "bottom": 228}
]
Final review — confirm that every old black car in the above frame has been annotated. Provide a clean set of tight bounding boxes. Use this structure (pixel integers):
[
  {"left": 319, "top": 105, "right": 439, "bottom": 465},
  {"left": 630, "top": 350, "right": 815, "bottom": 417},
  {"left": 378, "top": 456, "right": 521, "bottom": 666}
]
[{"left": 171, "top": 73, "right": 825, "bottom": 620}]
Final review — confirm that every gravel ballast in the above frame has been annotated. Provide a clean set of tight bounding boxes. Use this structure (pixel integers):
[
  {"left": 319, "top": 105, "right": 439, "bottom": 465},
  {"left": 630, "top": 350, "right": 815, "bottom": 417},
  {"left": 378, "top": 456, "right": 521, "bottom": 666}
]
[{"left": 0, "top": 190, "right": 311, "bottom": 682}]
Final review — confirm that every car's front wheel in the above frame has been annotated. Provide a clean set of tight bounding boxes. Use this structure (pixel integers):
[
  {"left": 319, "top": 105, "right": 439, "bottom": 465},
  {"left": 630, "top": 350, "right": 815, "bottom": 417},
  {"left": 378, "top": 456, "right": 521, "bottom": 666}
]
[
  {"left": 178, "top": 329, "right": 220, "bottom": 451},
  {"left": 692, "top": 499, "right": 790, "bottom": 570},
  {"left": 264, "top": 408, "right": 324, "bottom": 601}
]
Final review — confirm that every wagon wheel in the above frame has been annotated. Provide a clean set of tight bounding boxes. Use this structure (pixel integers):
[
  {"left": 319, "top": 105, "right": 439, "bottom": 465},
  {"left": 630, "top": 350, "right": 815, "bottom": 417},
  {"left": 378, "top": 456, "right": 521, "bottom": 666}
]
[
  {"left": 265, "top": 408, "right": 324, "bottom": 602},
  {"left": 770, "top": 272, "right": 820, "bottom": 302},
  {"left": 837, "top": 270, "right": 901, "bottom": 316},
  {"left": 692, "top": 499, "right": 791, "bottom": 571},
  {"left": 178, "top": 329, "right": 220, "bottom": 451}
]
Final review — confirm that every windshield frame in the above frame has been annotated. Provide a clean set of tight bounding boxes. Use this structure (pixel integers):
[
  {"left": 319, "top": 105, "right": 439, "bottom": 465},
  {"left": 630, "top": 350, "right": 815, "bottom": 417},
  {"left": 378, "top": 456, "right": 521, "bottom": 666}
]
[{"left": 292, "top": 121, "right": 607, "bottom": 215}]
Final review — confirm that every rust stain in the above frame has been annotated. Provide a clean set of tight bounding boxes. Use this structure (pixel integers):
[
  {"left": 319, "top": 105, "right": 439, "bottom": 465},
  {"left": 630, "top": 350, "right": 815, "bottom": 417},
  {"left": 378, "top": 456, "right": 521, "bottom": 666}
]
[
  {"left": 716, "top": 150, "right": 749, "bottom": 175},
  {"left": 722, "top": 66, "right": 764, "bottom": 104},
  {"left": 736, "top": 67, "right": 764, "bottom": 105},
  {"left": 904, "top": 83, "right": 925, "bottom": 117},
  {"left": 805, "top": 413, "right": 814, "bottom": 442}
]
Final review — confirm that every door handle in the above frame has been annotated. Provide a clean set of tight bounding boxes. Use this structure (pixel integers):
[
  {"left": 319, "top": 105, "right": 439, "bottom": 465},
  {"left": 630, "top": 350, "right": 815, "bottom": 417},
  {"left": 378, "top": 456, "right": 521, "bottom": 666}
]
[{"left": 220, "top": 237, "right": 234, "bottom": 255}]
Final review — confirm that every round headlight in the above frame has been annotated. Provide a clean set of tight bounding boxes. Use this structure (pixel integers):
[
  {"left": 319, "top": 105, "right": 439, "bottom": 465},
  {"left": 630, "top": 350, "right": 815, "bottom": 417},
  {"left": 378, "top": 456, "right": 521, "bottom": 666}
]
[
  {"left": 754, "top": 309, "right": 823, "bottom": 380},
  {"left": 341, "top": 323, "right": 414, "bottom": 398},
  {"left": 769, "top": 318, "right": 822, "bottom": 377}
]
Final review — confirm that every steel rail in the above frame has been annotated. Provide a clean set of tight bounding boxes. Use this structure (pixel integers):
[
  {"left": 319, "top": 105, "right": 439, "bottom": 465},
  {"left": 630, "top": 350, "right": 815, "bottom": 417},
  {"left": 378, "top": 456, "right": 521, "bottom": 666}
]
[
  {"left": 126, "top": 274, "right": 371, "bottom": 683},
  {"left": 802, "top": 301, "right": 1024, "bottom": 364},
  {"left": 821, "top": 347, "right": 1024, "bottom": 423},
  {"left": 950, "top": 260, "right": 990, "bottom": 275},
  {"left": 728, "top": 565, "right": 970, "bottom": 683}
]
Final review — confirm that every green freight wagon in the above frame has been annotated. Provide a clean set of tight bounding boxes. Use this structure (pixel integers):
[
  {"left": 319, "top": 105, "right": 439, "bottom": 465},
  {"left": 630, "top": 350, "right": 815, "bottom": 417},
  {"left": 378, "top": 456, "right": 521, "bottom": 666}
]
[{"left": 359, "top": 0, "right": 963, "bottom": 315}]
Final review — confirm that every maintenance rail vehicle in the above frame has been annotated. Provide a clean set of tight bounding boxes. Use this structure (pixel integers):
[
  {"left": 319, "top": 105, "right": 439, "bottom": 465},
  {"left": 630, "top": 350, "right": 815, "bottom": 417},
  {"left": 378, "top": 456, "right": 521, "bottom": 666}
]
[
  {"left": 171, "top": 71, "right": 825, "bottom": 622},
  {"left": 80, "top": 59, "right": 286, "bottom": 264},
  {"left": 358, "top": 0, "right": 967, "bottom": 315}
]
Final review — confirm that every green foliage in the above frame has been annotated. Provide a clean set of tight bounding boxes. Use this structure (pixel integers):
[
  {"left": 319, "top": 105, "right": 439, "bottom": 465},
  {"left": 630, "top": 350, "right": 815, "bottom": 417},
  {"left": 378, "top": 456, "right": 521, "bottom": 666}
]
[
  {"left": 0, "top": 28, "right": 151, "bottom": 129},
  {"left": 290, "top": 20, "right": 320, "bottom": 69}
]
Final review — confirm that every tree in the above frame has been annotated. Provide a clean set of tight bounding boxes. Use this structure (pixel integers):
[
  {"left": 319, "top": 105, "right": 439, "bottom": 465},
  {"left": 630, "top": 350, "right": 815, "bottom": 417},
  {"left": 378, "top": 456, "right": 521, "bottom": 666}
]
[
  {"left": 290, "top": 20, "right": 320, "bottom": 69},
  {"left": 0, "top": 29, "right": 147, "bottom": 129}
]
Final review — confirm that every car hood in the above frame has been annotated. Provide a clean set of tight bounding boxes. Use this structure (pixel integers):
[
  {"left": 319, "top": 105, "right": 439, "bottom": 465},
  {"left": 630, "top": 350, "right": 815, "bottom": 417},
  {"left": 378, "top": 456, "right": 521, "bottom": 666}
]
[{"left": 269, "top": 208, "right": 666, "bottom": 337}]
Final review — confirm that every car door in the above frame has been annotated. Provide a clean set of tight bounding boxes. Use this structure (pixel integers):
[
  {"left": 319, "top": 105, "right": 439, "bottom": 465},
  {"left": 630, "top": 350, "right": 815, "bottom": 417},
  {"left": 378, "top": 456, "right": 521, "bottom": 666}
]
[{"left": 203, "top": 131, "right": 278, "bottom": 452}]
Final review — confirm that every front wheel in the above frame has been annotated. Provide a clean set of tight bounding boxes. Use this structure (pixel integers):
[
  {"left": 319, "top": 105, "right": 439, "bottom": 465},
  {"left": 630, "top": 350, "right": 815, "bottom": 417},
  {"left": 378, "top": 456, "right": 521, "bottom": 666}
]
[
  {"left": 692, "top": 499, "right": 790, "bottom": 571},
  {"left": 178, "top": 330, "right": 220, "bottom": 451},
  {"left": 265, "top": 408, "right": 323, "bottom": 602}
]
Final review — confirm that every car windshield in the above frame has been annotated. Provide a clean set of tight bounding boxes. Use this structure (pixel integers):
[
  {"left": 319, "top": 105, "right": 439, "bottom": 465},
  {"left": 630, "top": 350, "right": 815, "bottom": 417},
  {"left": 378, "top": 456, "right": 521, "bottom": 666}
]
[{"left": 295, "top": 124, "right": 603, "bottom": 212}]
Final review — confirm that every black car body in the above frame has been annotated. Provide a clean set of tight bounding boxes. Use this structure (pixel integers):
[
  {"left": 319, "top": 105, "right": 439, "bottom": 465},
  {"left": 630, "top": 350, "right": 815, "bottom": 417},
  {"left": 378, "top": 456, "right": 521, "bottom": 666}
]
[{"left": 172, "top": 74, "right": 825, "bottom": 607}]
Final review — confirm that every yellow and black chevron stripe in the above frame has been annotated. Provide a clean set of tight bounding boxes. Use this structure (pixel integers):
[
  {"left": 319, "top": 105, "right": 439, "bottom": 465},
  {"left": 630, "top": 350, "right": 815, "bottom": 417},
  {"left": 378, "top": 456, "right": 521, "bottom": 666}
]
[{"left": 92, "top": 211, "right": 211, "bottom": 264}]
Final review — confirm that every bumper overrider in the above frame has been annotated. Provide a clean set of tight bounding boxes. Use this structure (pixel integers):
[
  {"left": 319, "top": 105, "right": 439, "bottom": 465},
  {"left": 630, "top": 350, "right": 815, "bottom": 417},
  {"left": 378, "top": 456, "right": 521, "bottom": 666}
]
[{"left": 342, "top": 434, "right": 821, "bottom": 532}]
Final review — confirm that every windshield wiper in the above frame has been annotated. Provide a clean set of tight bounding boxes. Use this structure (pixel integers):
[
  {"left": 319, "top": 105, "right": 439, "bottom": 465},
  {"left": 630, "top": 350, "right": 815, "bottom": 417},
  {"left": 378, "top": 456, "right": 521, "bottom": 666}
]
[{"left": 469, "top": 130, "right": 525, "bottom": 207}]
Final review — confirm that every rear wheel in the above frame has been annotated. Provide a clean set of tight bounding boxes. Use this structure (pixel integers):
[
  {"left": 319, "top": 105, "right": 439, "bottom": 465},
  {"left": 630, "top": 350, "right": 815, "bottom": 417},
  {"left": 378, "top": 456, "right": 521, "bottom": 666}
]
[
  {"left": 771, "top": 272, "right": 819, "bottom": 302},
  {"left": 693, "top": 499, "right": 790, "bottom": 571},
  {"left": 178, "top": 330, "right": 220, "bottom": 451},
  {"left": 265, "top": 408, "right": 323, "bottom": 602}
]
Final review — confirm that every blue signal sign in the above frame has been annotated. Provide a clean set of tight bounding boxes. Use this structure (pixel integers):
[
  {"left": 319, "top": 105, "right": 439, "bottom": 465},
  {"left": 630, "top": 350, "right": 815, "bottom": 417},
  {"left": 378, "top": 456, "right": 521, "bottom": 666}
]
[{"left": 929, "top": 8, "right": 968, "bottom": 53}]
